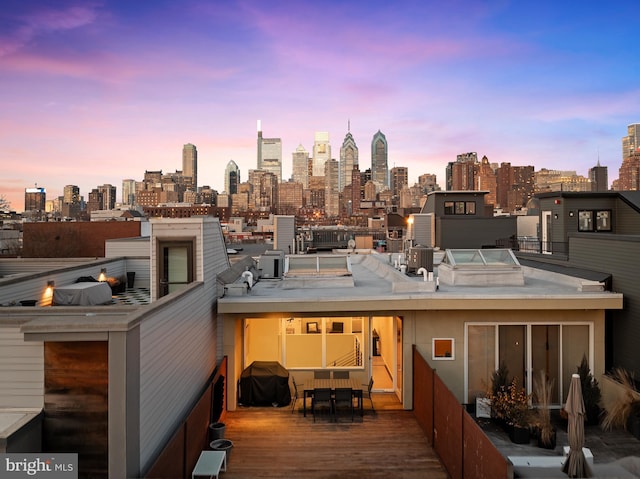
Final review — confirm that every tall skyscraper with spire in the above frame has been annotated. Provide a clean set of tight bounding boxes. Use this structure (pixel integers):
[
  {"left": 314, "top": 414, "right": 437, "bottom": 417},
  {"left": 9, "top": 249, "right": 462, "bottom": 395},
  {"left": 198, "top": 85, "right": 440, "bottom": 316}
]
[
  {"left": 589, "top": 161, "right": 608, "bottom": 192},
  {"left": 371, "top": 130, "right": 388, "bottom": 189},
  {"left": 256, "top": 120, "right": 282, "bottom": 182},
  {"left": 182, "top": 143, "right": 197, "bottom": 190},
  {"left": 339, "top": 124, "right": 358, "bottom": 192}
]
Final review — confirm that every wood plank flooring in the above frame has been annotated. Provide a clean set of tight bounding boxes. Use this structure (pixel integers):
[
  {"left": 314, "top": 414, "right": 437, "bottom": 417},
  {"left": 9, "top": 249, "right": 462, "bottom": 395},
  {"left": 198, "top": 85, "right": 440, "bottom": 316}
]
[{"left": 219, "top": 393, "right": 448, "bottom": 478}]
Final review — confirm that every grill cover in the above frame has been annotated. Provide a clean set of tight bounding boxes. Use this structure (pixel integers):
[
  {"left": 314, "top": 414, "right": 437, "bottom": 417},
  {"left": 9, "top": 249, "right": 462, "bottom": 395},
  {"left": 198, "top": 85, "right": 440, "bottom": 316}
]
[{"left": 239, "top": 361, "right": 291, "bottom": 407}]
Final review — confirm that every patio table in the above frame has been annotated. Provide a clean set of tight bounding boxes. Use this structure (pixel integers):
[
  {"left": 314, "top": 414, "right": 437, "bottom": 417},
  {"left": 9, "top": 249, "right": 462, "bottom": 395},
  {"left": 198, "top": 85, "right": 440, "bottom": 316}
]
[{"left": 303, "top": 378, "right": 363, "bottom": 417}]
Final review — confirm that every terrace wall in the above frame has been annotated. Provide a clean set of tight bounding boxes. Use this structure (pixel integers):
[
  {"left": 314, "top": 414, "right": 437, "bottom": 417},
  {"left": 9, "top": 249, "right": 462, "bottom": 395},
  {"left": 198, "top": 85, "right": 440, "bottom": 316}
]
[{"left": 412, "top": 345, "right": 513, "bottom": 479}]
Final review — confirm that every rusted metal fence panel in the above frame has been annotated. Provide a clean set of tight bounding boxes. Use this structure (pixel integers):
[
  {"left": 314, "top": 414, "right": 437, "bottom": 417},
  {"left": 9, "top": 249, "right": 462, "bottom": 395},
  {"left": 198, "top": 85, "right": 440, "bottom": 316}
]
[
  {"left": 463, "top": 412, "right": 513, "bottom": 479},
  {"left": 412, "top": 345, "right": 434, "bottom": 444},
  {"left": 433, "top": 373, "right": 463, "bottom": 479}
]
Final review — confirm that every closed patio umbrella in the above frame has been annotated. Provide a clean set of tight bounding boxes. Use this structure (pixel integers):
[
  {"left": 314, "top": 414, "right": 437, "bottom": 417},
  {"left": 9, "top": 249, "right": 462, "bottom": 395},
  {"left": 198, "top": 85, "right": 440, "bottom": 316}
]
[{"left": 562, "top": 373, "right": 592, "bottom": 478}]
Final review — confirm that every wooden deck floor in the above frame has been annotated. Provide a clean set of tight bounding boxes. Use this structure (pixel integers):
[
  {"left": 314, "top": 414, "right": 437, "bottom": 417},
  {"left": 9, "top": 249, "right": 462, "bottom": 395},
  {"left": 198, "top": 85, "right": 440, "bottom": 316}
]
[{"left": 218, "top": 393, "right": 448, "bottom": 479}]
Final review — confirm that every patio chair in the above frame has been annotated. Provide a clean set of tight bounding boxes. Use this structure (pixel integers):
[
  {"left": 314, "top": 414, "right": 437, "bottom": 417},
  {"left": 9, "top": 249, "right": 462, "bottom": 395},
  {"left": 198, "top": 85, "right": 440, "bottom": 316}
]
[
  {"left": 362, "top": 377, "right": 375, "bottom": 412},
  {"left": 332, "top": 371, "right": 350, "bottom": 379},
  {"left": 291, "top": 376, "right": 302, "bottom": 413},
  {"left": 314, "top": 370, "right": 330, "bottom": 379},
  {"left": 312, "top": 388, "right": 333, "bottom": 422},
  {"left": 333, "top": 388, "right": 354, "bottom": 422}
]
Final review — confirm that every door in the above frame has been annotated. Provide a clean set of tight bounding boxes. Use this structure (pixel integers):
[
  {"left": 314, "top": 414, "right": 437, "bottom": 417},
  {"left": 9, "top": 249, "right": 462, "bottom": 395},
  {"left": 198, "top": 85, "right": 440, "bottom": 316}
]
[
  {"left": 541, "top": 211, "right": 552, "bottom": 254},
  {"left": 499, "top": 325, "right": 527, "bottom": 389},
  {"left": 531, "top": 325, "right": 560, "bottom": 404},
  {"left": 158, "top": 241, "right": 193, "bottom": 297}
]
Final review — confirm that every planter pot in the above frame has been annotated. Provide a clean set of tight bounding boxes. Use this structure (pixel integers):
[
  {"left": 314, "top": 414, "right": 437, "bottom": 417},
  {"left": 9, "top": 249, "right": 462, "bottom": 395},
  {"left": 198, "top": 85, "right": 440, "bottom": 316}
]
[
  {"left": 476, "top": 398, "right": 491, "bottom": 418},
  {"left": 627, "top": 414, "right": 640, "bottom": 440},
  {"left": 209, "top": 422, "right": 226, "bottom": 441},
  {"left": 509, "top": 425, "right": 531, "bottom": 444},
  {"left": 209, "top": 439, "right": 233, "bottom": 461}
]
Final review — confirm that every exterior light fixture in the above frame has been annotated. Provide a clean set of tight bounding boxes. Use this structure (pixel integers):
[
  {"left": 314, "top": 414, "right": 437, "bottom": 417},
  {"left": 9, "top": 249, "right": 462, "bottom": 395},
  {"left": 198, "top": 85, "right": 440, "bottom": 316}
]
[
  {"left": 554, "top": 214, "right": 559, "bottom": 219},
  {"left": 569, "top": 211, "right": 574, "bottom": 217},
  {"left": 98, "top": 268, "right": 107, "bottom": 281},
  {"left": 47, "top": 280, "right": 55, "bottom": 289}
]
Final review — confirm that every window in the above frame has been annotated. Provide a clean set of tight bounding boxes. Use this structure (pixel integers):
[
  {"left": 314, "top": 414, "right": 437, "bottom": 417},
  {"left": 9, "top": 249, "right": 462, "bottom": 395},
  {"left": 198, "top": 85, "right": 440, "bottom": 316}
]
[
  {"left": 432, "top": 338, "right": 454, "bottom": 360},
  {"left": 596, "top": 210, "right": 611, "bottom": 231},
  {"left": 444, "top": 201, "right": 454, "bottom": 214},
  {"left": 282, "top": 317, "right": 365, "bottom": 370},
  {"left": 578, "top": 210, "right": 611, "bottom": 232},
  {"left": 444, "top": 201, "right": 476, "bottom": 215},
  {"left": 578, "top": 210, "right": 593, "bottom": 231}
]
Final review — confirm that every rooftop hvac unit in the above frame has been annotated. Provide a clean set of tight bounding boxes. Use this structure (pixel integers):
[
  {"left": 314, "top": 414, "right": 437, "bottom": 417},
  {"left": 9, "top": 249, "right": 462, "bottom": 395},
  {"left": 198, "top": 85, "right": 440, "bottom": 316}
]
[{"left": 408, "top": 247, "right": 434, "bottom": 272}]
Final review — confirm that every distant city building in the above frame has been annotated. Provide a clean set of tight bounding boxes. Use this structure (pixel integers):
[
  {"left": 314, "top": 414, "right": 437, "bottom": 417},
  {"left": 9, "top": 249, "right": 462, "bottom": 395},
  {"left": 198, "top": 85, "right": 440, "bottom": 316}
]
[
  {"left": 418, "top": 173, "right": 440, "bottom": 193},
  {"left": 324, "top": 159, "right": 340, "bottom": 217},
  {"left": 62, "top": 184, "right": 81, "bottom": 218},
  {"left": 182, "top": 143, "right": 197, "bottom": 190},
  {"left": 122, "top": 179, "right": 136, "bottom": 205},
  {"left": 225, "top": 160, "right": 240, "bottom": 195},
  {"left": 390, "top": 166, "right": 408, "bottom": 199},
  {"left": 477, "top": 156, "right": 497, "bottom": 206},
  {"left": 447, "top": 152, "right": 478, "bottom": 191},
  {"left": 589, "top": 162, "right": 609, "bottom": 192},
  {"left": 371, "top": 130, "right": 388, "bottom": 188},
  {"left": 248, "top": 169, "right": 278, "bottom": 211},
  {"left": 278, "top": 181, "right": 303, "bottom": 215},
  {"left": 97, "top": 184, "right": 117, "bottom": 210},
  {"left": 291, "top": 144, "right": 310, "bottom": 188},
  {"left": 306, "top": 176, "right": 325, "bottom": 208},
  {"left": 339, "top": 130, "right": 358, "bottom": 192},
  {"left": 24, "top": 186, "right": 46, "bottom": 213},
  {"left": 312, "top": 132, "right": 331, "bottom": 177},
  {"left": 622, "top": 123, "right": 640, "bottom": 160},
  {"left": 86, "top": 188, "right": 103, "bottom": 214},
  {"left": 534, "top": 169, "right": 591, "bottom": 193},
  {"left": 257, "top": 121, "right": 282, "bottom": 182},
  {"left": 617, "top": 150, "right": 640, "bottom": 191},
  {"left": 496, "top": 163, "right": 535, "bottom": 212}
]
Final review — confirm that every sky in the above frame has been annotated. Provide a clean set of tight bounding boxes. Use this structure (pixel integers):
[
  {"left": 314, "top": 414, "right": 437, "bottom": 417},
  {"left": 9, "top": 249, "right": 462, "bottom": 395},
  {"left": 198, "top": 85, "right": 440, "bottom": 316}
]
[{"left": 1, "top": 0, "right": 639, "bottom": 212}]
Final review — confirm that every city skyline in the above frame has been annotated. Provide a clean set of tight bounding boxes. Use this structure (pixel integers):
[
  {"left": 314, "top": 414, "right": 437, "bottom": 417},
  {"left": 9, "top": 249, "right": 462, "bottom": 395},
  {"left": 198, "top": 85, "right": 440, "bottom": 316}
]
[{"left": 1, "top": 1, "right": 639, "bottom": 211}]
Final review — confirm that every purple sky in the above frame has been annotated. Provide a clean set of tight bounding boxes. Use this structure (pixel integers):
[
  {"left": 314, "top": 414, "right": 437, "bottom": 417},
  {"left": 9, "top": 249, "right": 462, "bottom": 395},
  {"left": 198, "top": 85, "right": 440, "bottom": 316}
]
[{"left": 1, "top": 0, "right": 639, "bottom": 211}]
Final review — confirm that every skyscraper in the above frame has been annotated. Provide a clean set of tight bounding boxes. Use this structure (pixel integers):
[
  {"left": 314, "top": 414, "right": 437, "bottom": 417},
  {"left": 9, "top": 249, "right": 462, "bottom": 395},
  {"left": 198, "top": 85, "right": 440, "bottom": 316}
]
[
  {"left": 122, "top": 179, "right": 136, "bottom": 205},
  {"left": 225, "top": 160, "right": 240, "bottom": 194},
  {"left": 390, "top": 166, "right": 408, "bottom": 198},
  {"left": 62, "top": 184, "right": 81, "bottom": 218},
  {"left": 371, "top": 130, "right": 388, "bottom": 189},
  {"left": 182, "top": 143, "right": 197, "bottom": 190},
  {"left": 622, "top": 123, "right": 640, "bottom": 160},
  {"left": 312, "top": 132, "right": 331, "bottom": 177},
  {"left": 447, "top": 152, "right": 478, "bottom": 191},
  {"left": 24, "top": 186, "right": 46, "bottom": 212},
  {"left": 588, "top": 162, "right": 608, "bottom": 192},
  {"left": 618, "top": 150, "right": 640, "bottom": 191},
  {"left": 291, "top": 144, "right": 310, "bottom": 188},
  {"left": 339, "top": 130, "right": 358, "bottom": 192},
  {"left": 98, "top": 184, "right": 117, "bottom": 210},
  {"left": 257, "top": 121, "right": 282, "bottom": 182},
  {"left": 324, "top": 158, "right": 339, "bottom": 217}
]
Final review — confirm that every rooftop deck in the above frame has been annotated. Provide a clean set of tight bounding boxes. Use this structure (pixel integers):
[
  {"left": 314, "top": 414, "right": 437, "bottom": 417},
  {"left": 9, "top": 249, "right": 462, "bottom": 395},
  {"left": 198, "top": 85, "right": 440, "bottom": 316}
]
[{"left": 219, "top": 393, "right": 448, "bottom": 478}]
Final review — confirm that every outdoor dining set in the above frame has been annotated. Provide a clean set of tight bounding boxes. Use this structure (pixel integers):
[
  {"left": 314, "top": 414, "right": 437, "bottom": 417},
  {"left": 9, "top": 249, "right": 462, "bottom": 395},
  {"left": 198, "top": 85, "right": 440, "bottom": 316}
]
[{"left": 291, "top": 370, "right": 375, "bottom": 421}]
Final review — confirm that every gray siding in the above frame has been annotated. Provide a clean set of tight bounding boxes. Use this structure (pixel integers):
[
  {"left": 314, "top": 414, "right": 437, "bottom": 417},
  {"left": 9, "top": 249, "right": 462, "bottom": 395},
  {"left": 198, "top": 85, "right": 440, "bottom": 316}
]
[
  {"left": 105, "top": 238, "right": 150, "bottom": 258},
  {"left": 138, "top": 283, "right": 217, "bottom": 472},
  {"left": 570, "top": 235, "right": 640, "bottom": 375},
  {"left": 437, "top": 216, "right": 517, "bottom": 249},
  {"left": 616, "top": 199, "right": 640, "bottom": 235},
  {"left": 0, "top": 326, "right": 43, "bottom": 408}
]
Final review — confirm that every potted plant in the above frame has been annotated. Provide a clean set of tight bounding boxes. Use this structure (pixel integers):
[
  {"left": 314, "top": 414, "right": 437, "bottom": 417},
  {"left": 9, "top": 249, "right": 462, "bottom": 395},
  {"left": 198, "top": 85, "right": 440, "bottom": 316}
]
[
  {"left": 578, "top": 354, "right": 602, "bottom": 426},
  {"left": 486, "top": 362, "right": 510, "bottom": 422},
  {"left": 533, "top": 370, "right": 556, "bottom": 449},
  {"left": 601, "top": 367, "right": 640, "bottom": 433},
  {"left": 627, "top": 400, "right": 640, "bottom": 439},
  {"left": 502, "top": 378, "right": 532, "bottom": 443}
]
